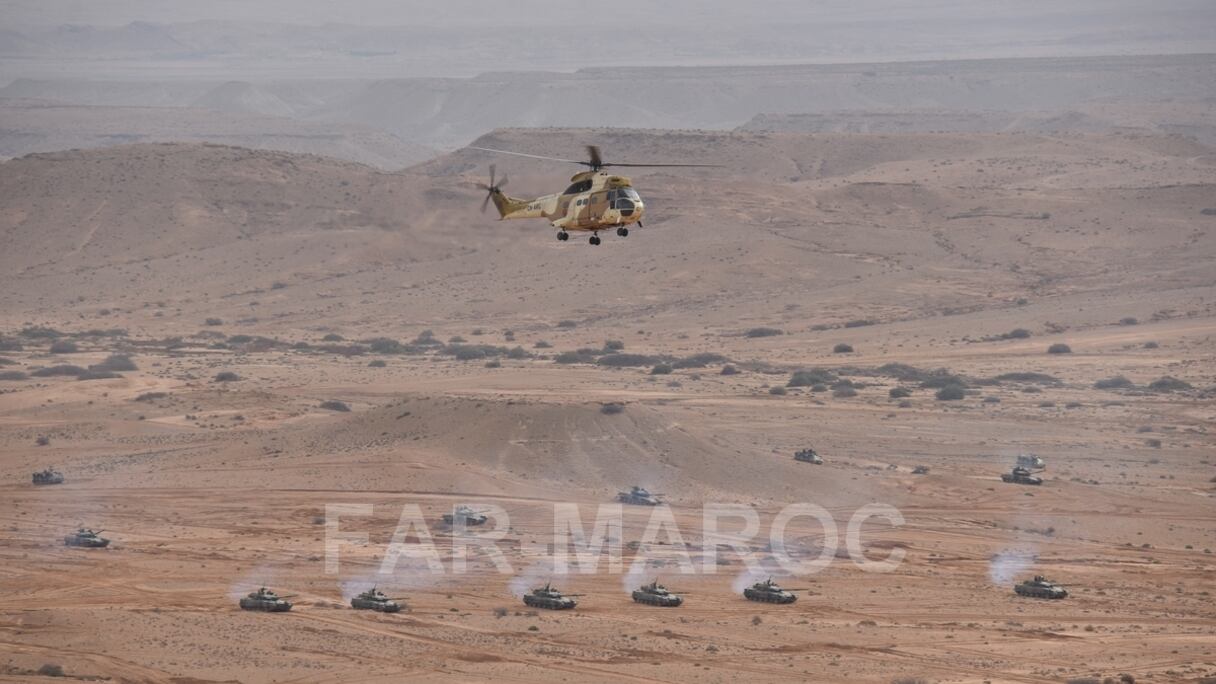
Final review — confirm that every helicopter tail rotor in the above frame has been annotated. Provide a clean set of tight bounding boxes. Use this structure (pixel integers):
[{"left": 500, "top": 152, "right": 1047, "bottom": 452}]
[{"left": 477, "top": 163, "right": 509, "bottom": 213}]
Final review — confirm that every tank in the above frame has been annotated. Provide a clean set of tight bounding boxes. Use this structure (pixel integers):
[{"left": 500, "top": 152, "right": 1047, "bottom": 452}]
[
  {"left": 33, "top": 468, "right": 65, "bottom": 485},
  {"left": 239, "top": 587, "right": 294, "bottom": 612},
  {"left": 631, "top": 580, "right": 684, "bottom": 607},
  {"left": 617, "top": 486, "right": 662, "bottom": 506},
  {"left": 1001, "top": 466, "right": 1042, "bottom": 485},
  {"left": 64, "top": 528, "right": 109, "bottom": 548},
  {"left": 912, "top": 465, "right": 930, "bottom": 474},
  {"left": 350, "top": 586, "right": 404, "bottom": 613},
  {"left": 743, "top": 578, "right": 799, "bottom": 604},
  {"left": 1014, "top": 575, "right": 1068, "bottom": 599},
  {"left": 522, "top": 583, "right": 582, "bottom": 610},
  {"left": 441, "top": 505, "right": 488, "bottom": 526},
  {"left": 793, "top": 449, "right": 823, "bottom": 464},
  {"left": 1016, "top": 454, "right": 1046, "bottom": 470}
]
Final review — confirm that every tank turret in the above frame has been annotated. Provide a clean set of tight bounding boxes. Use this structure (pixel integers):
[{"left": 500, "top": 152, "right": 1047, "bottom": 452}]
[
  {"left": 1001, "top": 466, "right": 1042, "bottom": 485},
  {"left": 64, "top": 528, "right": 109, "bottom": 548},
  {"left": 442, "top": 505, "right": 489, "bottom": 526},
  {"left": 617, "top": 486, "right": 662, "bottom": 506},
  {"left": 793, "top": 448, "right": 823, "bottom": 464},
  {"left": 522, "top": 582, "right": 581, "bottom": 610},
  {"left": 350, "top": 586, "right": 405, "bottom": 613},
  {"left": 239, "top": 587, "right": 294, "bottom": 612},
  {"left": 742, "top": 577, "right": 800, "bottom": 604},
  {"left": 33, "top": 468, "right": 65, "bottom": 485},
  {"left": 631, "top": 580, "right": 684, "bottom": 607},
  {"left": 1013, "top": 575, "right": 1068, "bottom": 599}
]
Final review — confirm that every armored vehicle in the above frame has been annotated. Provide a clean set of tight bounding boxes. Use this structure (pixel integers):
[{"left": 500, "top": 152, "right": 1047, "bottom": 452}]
[
  {"left": 442, "top": 505, "right": 489, "bottom": 526},
  {"left": 33, "top": 468, "right": 65, "bottom": 485},
  {"left": 1001, "top": 466, "right": 1042, "bottom": 485},
  {"left": 64, "top": 528, "right": 109, "bottom": 548},
  {"left": 617, "top": 485, "right": 662, "bottom": 506},
  {"left": 1016, "top": 454, "right": 1046, "bottom": 470},
  {"left": 239, "top": 587, "right": 294, "bottom": 612},
  {"left": 911, "top": 465, "right": 930, "bottom": 475},
  {"left": 350, "top": 587, "right": 404, "bottom": 613},
  {"left": 631, "top": 580, "right": 683, "bottom": 607},
  {"left": 793, "top": 448, "right": 823, "bottom": 464},
  {"left": 1014, "top": 575, "right": 1068, "bottom": 599},
  {"left": 522, "top": 583, "right": 582, "bottom": 610},
  {"left": 743, "top": 578, "right": 799, "bottom": 604}
]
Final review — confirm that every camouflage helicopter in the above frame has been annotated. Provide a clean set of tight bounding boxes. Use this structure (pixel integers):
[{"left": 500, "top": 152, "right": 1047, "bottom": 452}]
[{"left": 471, "top": 145, "right": 718, "bottom": 245}]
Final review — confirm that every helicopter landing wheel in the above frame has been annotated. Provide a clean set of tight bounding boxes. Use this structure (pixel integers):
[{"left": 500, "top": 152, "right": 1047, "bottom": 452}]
[
  {"left": 557, "top": 231, "right": 569, "bottom": 241},
  {"left": 616, "top": 226, "right": 629, "bottom": 237},
  {"left": 589, "top": 234, "right": 601, "bottom": 246}
]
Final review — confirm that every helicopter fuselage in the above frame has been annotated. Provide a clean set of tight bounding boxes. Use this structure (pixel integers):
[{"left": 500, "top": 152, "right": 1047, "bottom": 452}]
[{"left": 491, "top": 170, "right": 644, "bottom": 233}]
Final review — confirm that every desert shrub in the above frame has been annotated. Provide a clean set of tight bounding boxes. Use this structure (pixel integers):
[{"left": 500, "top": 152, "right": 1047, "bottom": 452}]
[
  {"left": 448, "top": 336, "right": 466, "bottom": 343},
  {"left": 1047, "top": 343, "right": 1072, "bottom": 354},
  {"left": 788, "top": 369, "right": 836, "bottom": 387},
  {"left": 832, "top": 386, "right": 857, "bottom": 398},
  {"left": 1143, "top": 341, "right": 1158, "bottom": 349},
  {"left": 205, "top": 318, "right": 223, "bottom": 326},
  {"left": 720, "top": 365, "right": 739, "bottom": 375},
  {"left": 534, "top": 340, "right": 552, "bottom": 349},
  {"left": 0, "top": 370, "right": 28, "bottom": 381},
  {"left": 493, "top": 607, "right": 509, "bottom": 618},
  {"left": 890, "top": 678, "right": 932, "bottom": 684},
  {"left": 993, "top": 372, "right": 1058, "bottom": 384},
  {"left": 319, "top": 400, "right": 351, "bottom": 412},
  {"left": 1118, "top": 317, "right": 1138, "bottom": 326},
  {"left": 600, "top": 403, "right": 625, "bottom": 414},
  {"left": 0, "top": 338, "right": 22, "bottom": 351},
  {"left": 91, "top": 354, "right": 137, "bottom": 372},
  {"left": 832, "top": 343, "right": 854, "bottom": 353},
  {"left": 673, "top": 353, "right": 728, "bottom": 369},
  {"left": 228, "top": 334, "right": 254, "bottom": 344},
  {"left": 875, "top": 363, "right": 925, "bottom": 381},
  {"left": 322, "top": 333, "right": 344, "bottom": 342},
  {"left": 918, "top": 370, "right": 967, "bottom": 389},
  {"left": 368, "top": 359, "right": 387, "bottom": 367},
  {"left": 0, "top": 357, "right": 15, "bottom": 366},
  {"left": 318, "top": 344, "right": 368, "bottom": 356},
  {"left": 470, "top": 328, "right": 484, "bottom": 336},
  {"left": 889, "top": 386, "right": 912, "bottom": 398},
  {"left": 1002, "top": 328, "right": 1032, "bottom": 339},
  {"left": 1145, "top": 438, "right": 1162, "bottom": 448},
  {"left": 810, "top": 383, "right": 827, "bottom": 392},
  {"left": 651, "top": 364, "right": 673, "bottom": 375},
  {"left": 366, "top": 337, "right": 412, "bottom": 354},
  {"left": 554, "top": 350, "right": 594, "bottom": 364},
  {"left": 844, "top": 319, "right": 875, "bottom": 328},
  {"left": 135, "top": 392, "right": 168, "bottom": 402},
  {"left": 485, "top": 360, "right": 501, "bottom": 368},
  {"left": 1147, "top": 376, "right": 1191, "bottom": 392},
  {"left": 557, "top": 320, "right": 577, "bottom": 329},
  {"left": 935, "top": 385, "right": 966, "bottom": 401},
  {"left": 213, "top": 371, "right": 240, "bottom": 382},
  {"left": 598, "top": 353, "right": 660, "bottom": 367},
  {"left": 77, "top": 370, "right": 120, "bottom": 381},
  {"left": 36, "top": 435, "right": 50, "bottom": 446},
  {"left": 1094, "top": 375, "right": 1133, "bottom": 389},
  {"left": 983, "top": 395, "right": 1000, "bottom": 403},
  {"left": 506, "top": 346, "right": 529, "bottom": 359},
  {"left": 1064, "top": 679, "right": 1101, "bottom": 684},
  {"left": 37, "top": 663, "right": 65, "bottom": 677},
  {"left": 897, "top": 399, "right": 912, "bottom": 408},
  {"left": 49, "top": 340, "right": 78, "bottom": 354},
  {"left": 32, "top": 365, "right": 87, "bottom": 377},
  {"left": 745, "top": 327, "right": 783, "bottom": 338},
  {"left": 21, "top": 326, "right": 62, "bottom": 339},
  {"left": 769, "top": 386, "right": 787, "bottom": 395},
  {"left": 444, "top": 344, "right": 511, "bottom": 361},
  {"left": 603, "top": 340, "right": 625, "bottom": 351}
]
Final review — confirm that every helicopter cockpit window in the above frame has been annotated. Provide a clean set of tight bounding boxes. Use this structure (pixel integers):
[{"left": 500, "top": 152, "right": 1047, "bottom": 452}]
[
  {"left": 617, "top": 187, "right": 640, "bottom": 200},
  {"left": 564, "top": 179, "right": 593, "bottom": 195}
]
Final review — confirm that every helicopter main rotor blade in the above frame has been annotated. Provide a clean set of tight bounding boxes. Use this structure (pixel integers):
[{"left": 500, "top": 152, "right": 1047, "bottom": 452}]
[
  {"left": 480, "top": 192, "right": 492, "bottom": 213},
  {"left": 586, "top": 145, "right": 603, "bottom": 170},
  {"left": 603, "top": 162, "right": 723, "bottom": 168},
  {"left": 469, "top": 146, "right": 586, "bottom": 166}
]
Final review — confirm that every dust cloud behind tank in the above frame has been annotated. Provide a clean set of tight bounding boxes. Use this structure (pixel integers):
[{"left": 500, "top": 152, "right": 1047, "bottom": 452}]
[
  {"left": 522, "top": 583, "right": 581, "bottom": 610},
  {"left": 1014, "top": 576, "right": 1069, "bottom": 599},
  {"left": 64, "top": 528, "right": 109, "bottom": 547},
  {"left": 239, "top": 587, "right": 294, "bottom": 612},
  {"left": 350, "top": 587, "right": 405, "bottom": 613},
  {"left": 33, "top": 468, "right": 65, "bottom": 485},
  {"left": 617, "top": 485, "right": 663, "bottom": 506}
]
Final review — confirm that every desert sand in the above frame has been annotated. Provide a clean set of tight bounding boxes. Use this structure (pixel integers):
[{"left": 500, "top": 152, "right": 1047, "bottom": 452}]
[{"left": 1, "top": 122, "right": 1214, "bottom": 683}]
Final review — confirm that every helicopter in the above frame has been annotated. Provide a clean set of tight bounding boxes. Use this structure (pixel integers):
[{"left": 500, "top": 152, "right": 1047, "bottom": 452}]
[{"left": 471, "top": 145, "right": 718, "bottom": 245}]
